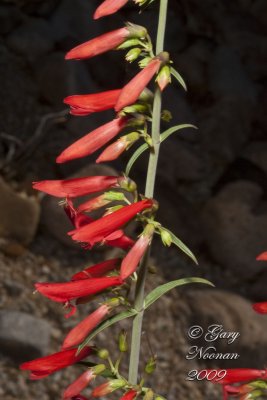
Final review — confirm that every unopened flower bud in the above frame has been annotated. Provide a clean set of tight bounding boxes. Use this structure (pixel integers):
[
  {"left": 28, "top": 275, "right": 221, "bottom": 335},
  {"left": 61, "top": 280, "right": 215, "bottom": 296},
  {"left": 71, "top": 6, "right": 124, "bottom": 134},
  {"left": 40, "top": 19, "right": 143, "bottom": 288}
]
[
  {"left": 139, "top": 57, "right": 152, "bottom": 68},
  {"left": 92, "top": 364, "right": 106, "bottom": 375},
  {"left": 143, "top": 389, "right": 154, "bottom": 400},
  {"left": 117, "top": 38, "right": 141, "bottom": 50},
  {"left": 97, "top": 349, "right": 110, "bottom": 360},
  {"left": 160, "top": 228, "right": 172, "bottom": 247},
  {"left": 105, "top": 297, "right": 121, "bottom": 308},
  {"left": 122, "top": 104, "right": 149, "bottom": 115},
  {"left": 145, "top": 356, "right": 157, "bottom": 374},
  {"left": 118, "top": 177, "right": 137, "bottom": 193},
  {"left": 154, "top": 396, "right": 166, "bottom": 400},
  {"left": 119, "top": 330, "right": 128, "bottom": 352},
  {"left": 104, "top": 191, "right": 127, "bottom": 202},
  {"left": 92, "top": 379, "right": 126, "bottom": 397},
  {"left": 126, "top": 48, "right": 142, "bottom": 63},
  {"left": 126, "top": 23, "right": 147, "bottom": 39},
  {"left": 156, "top": 65, "right": 171, "bottom": 91},
  {"left": 161, "top": 110, "right": 172, "bottom": 122}
]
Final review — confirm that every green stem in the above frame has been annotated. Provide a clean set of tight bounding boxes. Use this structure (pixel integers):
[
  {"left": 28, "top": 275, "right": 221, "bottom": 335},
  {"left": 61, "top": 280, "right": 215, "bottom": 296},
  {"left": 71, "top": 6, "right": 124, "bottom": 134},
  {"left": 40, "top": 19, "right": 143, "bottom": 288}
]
[{"left": 128, "top": 0, "right": 168, "bottom": 385}]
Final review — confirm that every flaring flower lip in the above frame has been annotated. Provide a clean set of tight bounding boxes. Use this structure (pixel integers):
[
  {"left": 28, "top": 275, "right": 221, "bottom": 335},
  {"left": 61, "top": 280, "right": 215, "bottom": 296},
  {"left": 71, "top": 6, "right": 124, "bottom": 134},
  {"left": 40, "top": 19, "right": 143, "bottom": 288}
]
[
  {"left": 207, "top": 369, "right": 267, "bottom": 385},
  {"left": 115, "top": 58, "right": 162, "bottom": 111},
  {"left": 63, "top": 369, "right": 95, "bottom": 399},
  {"left": 69, "top": 199, "right": 154, "bottom": 247},
  {"left": 20, "top": 347, "right": 92, "bottom": 380},
  {"left": 56, "top": 117, "right": 128, "bottom": 163},
  {"left": 64, "top": 89, "right": 122, "bottom": 116},
  {"left": 62, "top": 304, "right": 109, "bottom": 349},
  {"left": 33, "top": 176, "right": 120, "bottom": 198},
  {"left": 65, "top": 27, "right": 129, "bottom": 60},
  {"left": 94, "top": 0, "right": 128, "bottom": 20},
  {"left": 71, "top": 258, "right": 121, "bottom": 281},
  {"left": 35, "top": 276, "right": 123, "bottom": 303}
]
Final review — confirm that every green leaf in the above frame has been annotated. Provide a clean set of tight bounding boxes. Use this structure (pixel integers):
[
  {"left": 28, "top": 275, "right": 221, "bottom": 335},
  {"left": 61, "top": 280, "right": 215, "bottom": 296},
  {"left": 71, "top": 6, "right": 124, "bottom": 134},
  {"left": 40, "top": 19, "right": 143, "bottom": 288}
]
[
  {"left": 125, "top": 125, "right": 196, "bottom": 176},
  {"left": 160, "top": 124, "right": 197, "bottom": 143},
  {"left": 163, "top": 228, "right": 198, "bottom": 264},
  {"left": 144, "top": 278, "right": 214, "bottom": 309},
  {"left": 125, "top": 142, "right": 149, "bottom": 176},
  {"left": 170, "top": 67, "right": 187, "bottom": 91},
  {"left": 78, "top": 310, "right": 137, "bottom": 353}
]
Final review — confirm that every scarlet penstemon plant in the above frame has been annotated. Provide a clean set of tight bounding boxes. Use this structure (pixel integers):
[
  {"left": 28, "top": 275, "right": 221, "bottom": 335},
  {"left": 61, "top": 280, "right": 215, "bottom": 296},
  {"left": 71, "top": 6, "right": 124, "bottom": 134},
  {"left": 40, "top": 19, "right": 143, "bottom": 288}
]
[{"left": 20, "top": 1, "right": 217, "bottom": 399}]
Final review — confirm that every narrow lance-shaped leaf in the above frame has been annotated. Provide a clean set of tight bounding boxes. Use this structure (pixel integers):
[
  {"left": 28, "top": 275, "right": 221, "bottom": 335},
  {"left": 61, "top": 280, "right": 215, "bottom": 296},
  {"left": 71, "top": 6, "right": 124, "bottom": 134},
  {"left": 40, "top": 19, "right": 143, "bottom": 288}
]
[
  {"left": 159, "top": 227, "right": 198, "bottom": 264},
  {"left": 125, "top": 142, "right": 149, "bottom": 176},
  {"left": 170, "top": 67, "right": 187, "bottom": 91},
  {"left": 160, "top": 124, "right": 197, "bottom": 142},
  {"left": 125, "top": 124, "right": 196, "bottom": 176},
  {"left": 144, "top": 278, "right": 214, "bottom": 309},
  {"left": 78, "top": 310, "right": 137, "bottom": 353}
]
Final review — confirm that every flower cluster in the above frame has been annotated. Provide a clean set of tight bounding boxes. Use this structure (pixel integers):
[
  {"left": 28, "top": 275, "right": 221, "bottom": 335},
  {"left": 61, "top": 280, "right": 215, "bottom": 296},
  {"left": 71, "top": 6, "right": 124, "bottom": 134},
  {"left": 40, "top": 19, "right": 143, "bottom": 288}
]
[
  {"left": 205, "top": 369, "right": 267, "bottom": 400},
  {"left": 19, "top": 0, "right": 173, "bottom": 398},
  {"left": 20, "top": 0, "right": 206, "bottom": 399}
]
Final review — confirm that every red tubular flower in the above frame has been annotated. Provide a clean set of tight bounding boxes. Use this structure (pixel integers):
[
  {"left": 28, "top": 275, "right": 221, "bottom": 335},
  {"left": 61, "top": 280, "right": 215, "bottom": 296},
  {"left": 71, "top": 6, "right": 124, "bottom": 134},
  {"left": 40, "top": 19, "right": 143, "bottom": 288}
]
[
  {"left": 92, "top": 380, "right": 126, "bottom": 397},
  {"left": 64, "top": 89, "right": 122, "bottom": 116},
  {"left": 71, "top": 396, "right": 89, "bottom": 400},
  {"left": 71, "top": 258, "right": 121, "bottom": 281},
  {"left": 56, "top": 117, "right": 128, "bottom": 163},
  {"left": 120, "top": 225, "right": 154, "bottom": 280},
  {"left": 35, "top": 276, "right": 123, "bottom": 303},
  {"left": 207, "top": 369, "right": 267, "bottom": 385},
  {"left": 63, "top": 369, "right": 95, "bottom": 399},
  {"left": 33, "top": 176, "right": 124, "bottom": 198},
  {"left": 94, "top": 0, "right": 128, "bottom": 19},
  {"left": 65, "top": 27, "right": 129, "bottom": 60},
  {"left": 69, "top": 199, "right": 154, "bottom": 247},
  {"left": 256, "top": 251, "right": 267, "bottom": 261},
  {"left": 120, "top": 390, "right": 138, "bottom": 400},
  {"left": 62, "top": 304, "right": 110, "bottom": 349},
  {"left": 253, "top": 302, "right": 267, "bottom": 314},
  {"left": 96, "top": 138, "right": 128, "bottom": 163},
  {"left": 20, "top": 347, "right": 92, "bottom": 380},
  {"left": 115, "top": 58, "right": 162, "bottom": 111},
  {"left": 77, "top": 194, "right": 111, "bottom": 214},
  {"left": 65, "top": 24, "right": 147, "bottom": 60},
  {"left": 96, "top": 132, "right": 140, "bottom": 163}
]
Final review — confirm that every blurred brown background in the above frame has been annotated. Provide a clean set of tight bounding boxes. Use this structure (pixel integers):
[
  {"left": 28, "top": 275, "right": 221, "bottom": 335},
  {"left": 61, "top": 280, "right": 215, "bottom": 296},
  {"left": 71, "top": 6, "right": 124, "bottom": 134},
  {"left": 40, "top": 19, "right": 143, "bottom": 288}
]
[{"left": 0, "top": 0, "right": 267, "bottom": 399}]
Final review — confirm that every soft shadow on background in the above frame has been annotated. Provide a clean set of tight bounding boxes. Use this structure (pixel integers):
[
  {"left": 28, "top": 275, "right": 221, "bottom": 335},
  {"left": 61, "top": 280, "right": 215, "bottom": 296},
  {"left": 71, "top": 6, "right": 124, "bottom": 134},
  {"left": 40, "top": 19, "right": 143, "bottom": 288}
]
[{"left": 0, "top": 0, "right": 267, "bottom": 399}]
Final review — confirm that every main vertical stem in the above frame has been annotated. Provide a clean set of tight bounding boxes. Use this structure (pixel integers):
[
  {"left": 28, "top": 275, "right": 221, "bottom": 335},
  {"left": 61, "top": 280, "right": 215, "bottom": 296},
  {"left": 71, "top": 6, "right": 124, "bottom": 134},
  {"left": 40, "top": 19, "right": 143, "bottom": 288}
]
[{"left": 128, "top": 0, "right": 169, "bottom": 384}]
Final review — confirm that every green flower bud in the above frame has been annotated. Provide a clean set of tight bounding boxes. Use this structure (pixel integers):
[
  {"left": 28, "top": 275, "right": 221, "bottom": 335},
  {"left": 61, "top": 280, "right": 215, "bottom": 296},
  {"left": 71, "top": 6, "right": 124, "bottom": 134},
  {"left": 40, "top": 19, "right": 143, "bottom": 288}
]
[
  {"left": 160, "top": 228, "right": 172, "bottom": 247},
  {"left": 118, "top": 177, "right": 137, "bottom": 193},
  {"left": 144, "top": 389, "right": 154, "bottom": 400},
  {"left": 98, "top": 349, "right": 110, "bottom": 360},
  {"left": 117, "top": 38, "right": 141, "bottom": 50},
  {"left": 161, "top": 110, "right": 172, "bottom": 122},
  {"left": 119, "top": 330, "right": 128, "bottom": 352},
  {"left": 145, "top": 356, "right": 157, "bottom": 374},
  {"left": 126, "top": 23, "right": 147, "bottom": 40},
  {"left": 126, "top": 48, "right": 142, "bottom": 63},
  {"left": 139, "top": 57, "right": 152, "bottom": 68},
  {"left": 110, "top": 379, "right": 127, "bottom": 390},
  {"left": 104, "top": 191, "right": 126, "bottom": 202},
  {"left": 92, "top": 364, "right": 106, "bottom": 375}
]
